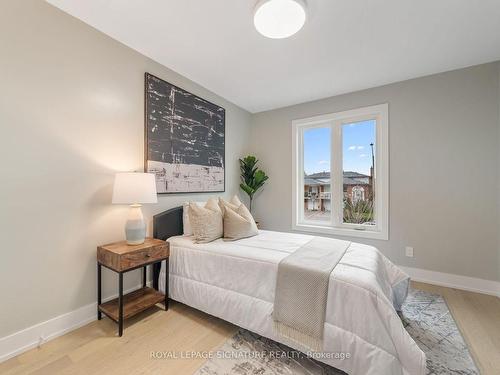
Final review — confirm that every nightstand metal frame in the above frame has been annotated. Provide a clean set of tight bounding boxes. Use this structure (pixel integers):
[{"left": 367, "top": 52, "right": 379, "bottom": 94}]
[{"left": 97, "top": 257, "right": 169, "bottom": 337}]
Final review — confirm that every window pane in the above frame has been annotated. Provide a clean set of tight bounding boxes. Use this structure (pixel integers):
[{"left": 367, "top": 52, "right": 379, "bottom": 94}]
[
  {"left": 303, "top": 127, "right": 331, "bottom": 222},
  {"left": 342, "top": 120, "right": 376, "bottom": 225}
]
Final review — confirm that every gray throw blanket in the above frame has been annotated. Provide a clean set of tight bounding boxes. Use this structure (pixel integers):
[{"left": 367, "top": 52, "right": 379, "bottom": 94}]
[{"left": 273, "top": 237, "right": 350, "bottom": 351}]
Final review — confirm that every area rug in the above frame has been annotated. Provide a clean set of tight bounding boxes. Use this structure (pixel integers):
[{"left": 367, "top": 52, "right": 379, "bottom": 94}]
[{"left": 194, "top": 289, "right": 479, "bottom": 375}]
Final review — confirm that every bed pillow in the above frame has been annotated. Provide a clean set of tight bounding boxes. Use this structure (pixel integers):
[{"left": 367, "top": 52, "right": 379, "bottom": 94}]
[
  {"left": 188, "top": 198, "right": 223, "bottom": 243},
  {"left": 183, "top": 201, "right": 206, "bottom": 235},
  {"left": 218, "top": 195, "right": 242, "bottom": 214},
  {"left": 222, "top": 202, "right": 259, "bottom": 241}
]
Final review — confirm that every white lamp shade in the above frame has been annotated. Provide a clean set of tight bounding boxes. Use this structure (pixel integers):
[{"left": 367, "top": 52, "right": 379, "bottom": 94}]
[{"left": 112, "top": 172, "right": 158, "bottom": 204}]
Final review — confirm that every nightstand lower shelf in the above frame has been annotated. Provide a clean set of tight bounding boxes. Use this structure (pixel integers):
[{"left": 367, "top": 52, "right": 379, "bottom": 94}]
[{"left": 98, "top": 287, "right": 164, "bottom": 322}]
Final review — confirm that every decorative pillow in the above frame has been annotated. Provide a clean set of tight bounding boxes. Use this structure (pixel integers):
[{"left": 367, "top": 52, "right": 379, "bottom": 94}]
[
  {"left": 218, "top": 195, "right": 242, "bottom": 214},
  {"left": 188, "top": 198, "right": 223, "bottom": 243},
  {"left": 222, "top": 202, "right": 259, "bottom": 241},
  {"left": 183, "top": 201, "right": 207, "bottom": 235}
]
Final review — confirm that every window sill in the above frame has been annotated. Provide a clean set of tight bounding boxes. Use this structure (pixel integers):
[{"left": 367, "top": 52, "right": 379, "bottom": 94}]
[{"left": 293, "top": 223, "right": 388, "bottom": 241}]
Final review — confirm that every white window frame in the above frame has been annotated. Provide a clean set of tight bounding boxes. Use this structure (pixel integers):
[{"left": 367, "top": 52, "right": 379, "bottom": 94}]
[{"left": 292, "top": 103, "right": 389, "bottom": 240}]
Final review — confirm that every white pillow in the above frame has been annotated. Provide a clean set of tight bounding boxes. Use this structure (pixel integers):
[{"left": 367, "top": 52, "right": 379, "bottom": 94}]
[
  {"left": 188, "top": 198, "right": 223, "bottom": 243},
  {"left": 183, "top": 201, "right": 206, "bottom": 235},
  {"left": 218, "top": 195, "right": 242, "bottom": 215},
  {"left": 220, "top": 200, "right": 258, "bottom": 241}
]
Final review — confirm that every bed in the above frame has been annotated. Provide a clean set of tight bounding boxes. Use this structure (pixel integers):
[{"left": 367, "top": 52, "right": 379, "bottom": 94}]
[{"left": 152, "top": 207, "right": 426, "bottom": 375}]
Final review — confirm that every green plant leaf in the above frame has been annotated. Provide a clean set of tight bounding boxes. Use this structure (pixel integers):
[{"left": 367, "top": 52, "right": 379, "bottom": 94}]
[
  {"left": 252, "top": 170, "right": 268, "bottom": 190},
  {"left": 240, "top": 183, "right": 255, "bottom": 197}
]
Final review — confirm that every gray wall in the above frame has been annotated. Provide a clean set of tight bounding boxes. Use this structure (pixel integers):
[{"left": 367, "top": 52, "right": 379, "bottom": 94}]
[
  {"left": 0, "top": 0, "right": 251, "bottom": 337},
  {"left": 250, "top": 63, "right": 500, "bottom": 282}
]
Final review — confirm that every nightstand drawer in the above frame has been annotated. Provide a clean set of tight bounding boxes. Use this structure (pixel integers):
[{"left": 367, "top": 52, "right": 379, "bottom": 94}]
[
  {"left": 97, "top": 238, "right": 169, "bottom": 272},
  {"left": 121, "top": 245, "right": 168, "bottom": 270}
]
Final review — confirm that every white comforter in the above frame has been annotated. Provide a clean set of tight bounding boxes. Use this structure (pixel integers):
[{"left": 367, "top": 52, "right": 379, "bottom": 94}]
[{"left": 159, "top": 230, "right": 426, "bottom": 375}]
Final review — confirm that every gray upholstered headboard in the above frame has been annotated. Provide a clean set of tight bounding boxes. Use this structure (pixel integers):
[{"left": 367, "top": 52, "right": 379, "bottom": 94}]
[{"left": 152, "top": 206, "right": 183, "bottom": 290}]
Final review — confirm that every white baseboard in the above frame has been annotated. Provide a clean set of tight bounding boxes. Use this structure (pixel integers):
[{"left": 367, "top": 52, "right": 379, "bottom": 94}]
[
  {"left": 400, "top": 266, "right": 500, "bottom": 297},
  {"left": 0, "top": 282, "right": 153, "bottom": 363}
]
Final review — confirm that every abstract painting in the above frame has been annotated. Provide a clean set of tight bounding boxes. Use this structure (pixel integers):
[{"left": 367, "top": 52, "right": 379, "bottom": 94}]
[{"left": 144, "top": 73, "right": 225, "bottom": 193}]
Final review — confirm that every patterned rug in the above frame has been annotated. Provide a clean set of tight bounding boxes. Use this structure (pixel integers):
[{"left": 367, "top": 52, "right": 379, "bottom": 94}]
[{"left": 194, "top": 289, "right": 479, "bottom": 375}]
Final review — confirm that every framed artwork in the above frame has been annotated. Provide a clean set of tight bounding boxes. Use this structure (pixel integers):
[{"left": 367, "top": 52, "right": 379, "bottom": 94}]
[{"left": 144, "top": 73, "right": 225, "bottom": 194}]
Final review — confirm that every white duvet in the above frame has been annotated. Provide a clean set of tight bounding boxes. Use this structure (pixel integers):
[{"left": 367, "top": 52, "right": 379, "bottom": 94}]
[{"left": 159, "top": 230, "right": 426, "bottom": 375}]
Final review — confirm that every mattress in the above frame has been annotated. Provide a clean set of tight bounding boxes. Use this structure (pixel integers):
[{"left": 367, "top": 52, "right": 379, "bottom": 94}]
[{"left": 159, "top": 230, "right": 425, "bottom": 375}]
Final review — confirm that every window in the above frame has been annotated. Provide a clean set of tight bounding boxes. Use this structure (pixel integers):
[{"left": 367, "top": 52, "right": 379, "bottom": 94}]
[{"left": 292, "top": 104, "right": 388, "bottom": 240}]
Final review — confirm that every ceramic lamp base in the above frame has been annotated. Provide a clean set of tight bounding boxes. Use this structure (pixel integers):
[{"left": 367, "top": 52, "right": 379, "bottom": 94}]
[{"left": 125, "top": 204, "right": 146, "bottom": 245}]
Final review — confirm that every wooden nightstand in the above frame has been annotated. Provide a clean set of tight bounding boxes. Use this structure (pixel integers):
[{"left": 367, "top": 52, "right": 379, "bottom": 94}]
[{"left": 97, "top": 238, "right": 169, "bottom": 336}]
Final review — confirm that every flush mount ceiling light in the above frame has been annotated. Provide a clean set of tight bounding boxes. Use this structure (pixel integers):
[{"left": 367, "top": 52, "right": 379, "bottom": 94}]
[{"left": 254, "top": 0, "right": 307, "bottom": 39}]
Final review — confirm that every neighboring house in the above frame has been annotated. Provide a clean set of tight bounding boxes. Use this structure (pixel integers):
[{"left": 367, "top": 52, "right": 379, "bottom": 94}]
[{"left": 304, "top": 171, "right": 373, "bottom": 212}]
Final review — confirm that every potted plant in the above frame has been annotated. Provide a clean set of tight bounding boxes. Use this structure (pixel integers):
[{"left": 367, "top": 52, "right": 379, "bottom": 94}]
[{"left": 239, "top": 155, "right": 269, "bottom": 213}]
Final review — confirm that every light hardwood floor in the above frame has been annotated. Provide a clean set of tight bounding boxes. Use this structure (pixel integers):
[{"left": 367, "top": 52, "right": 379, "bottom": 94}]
[
  {"left": 1, "top": 282, "right": 499, "bottom": 375},
  {"left": 411, "top": 282, "right": 500, "bottom": 375}
]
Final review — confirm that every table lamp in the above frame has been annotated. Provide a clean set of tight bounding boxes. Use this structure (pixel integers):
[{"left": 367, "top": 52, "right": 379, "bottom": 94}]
[{"left": 112, "top": 172, "right": 158, "bottom": 245}]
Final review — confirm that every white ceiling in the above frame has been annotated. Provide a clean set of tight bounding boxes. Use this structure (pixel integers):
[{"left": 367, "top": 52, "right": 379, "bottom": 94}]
[{"left": 47, "top": 0, "right": 500, "bottom": 113}]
